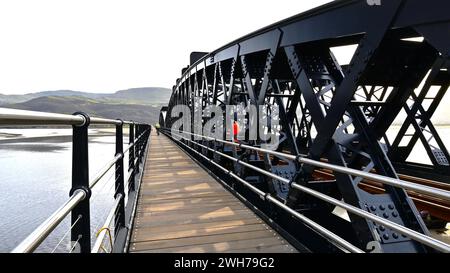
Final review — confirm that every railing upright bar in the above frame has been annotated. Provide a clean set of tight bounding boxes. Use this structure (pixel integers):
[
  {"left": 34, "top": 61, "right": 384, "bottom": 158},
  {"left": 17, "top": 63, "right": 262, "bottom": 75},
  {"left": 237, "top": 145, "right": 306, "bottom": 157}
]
[
  {"left": 140, "top": 126, "right": 145, "bottom": 163},
  {"left": 135, "top": 125, "right": 140, "bottom": 175},
  {"left": 70, "top": 112, "right": 92, "bottom": 253},
  {"left": 138, "top": 126, "right": 142, "bottom": 161},
  {"left": 114, "top": 121, "right": 126, "bottom": 234},
  {"left": 142, "top": 126, "right": 146, "bottom": 160},
  {"left": 129, "top": 122, "right": 135, "bottom": 191},
  {"left": 139, "top": 126, "right": 146, "bottom": 163}
]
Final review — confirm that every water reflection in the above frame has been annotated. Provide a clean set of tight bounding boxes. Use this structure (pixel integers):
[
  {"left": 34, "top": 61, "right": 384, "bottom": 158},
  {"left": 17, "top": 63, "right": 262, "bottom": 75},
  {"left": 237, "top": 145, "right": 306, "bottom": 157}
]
[{"left": 0, "top": 143, "right": 68, "bottom": 152}]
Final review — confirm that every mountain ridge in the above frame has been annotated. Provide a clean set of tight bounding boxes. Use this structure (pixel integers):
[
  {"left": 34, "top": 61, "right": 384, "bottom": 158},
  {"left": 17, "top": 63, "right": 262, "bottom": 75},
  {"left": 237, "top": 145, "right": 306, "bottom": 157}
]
[
  {"left": 1, "top": 87, "right": 172, "bottom": 125},
  {"left": 0, "top": 87, "right": 172, "bottom": 105}
]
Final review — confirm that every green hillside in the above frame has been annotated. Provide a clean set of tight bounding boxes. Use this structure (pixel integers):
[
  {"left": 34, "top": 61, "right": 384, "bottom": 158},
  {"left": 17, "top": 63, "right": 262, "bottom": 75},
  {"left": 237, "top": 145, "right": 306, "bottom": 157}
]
[
  {"left": 2, "top": 88, "right": 172, "bottom": 125},
  {"left": 0, "top": 87, "right": 171, "bottom": 105}
]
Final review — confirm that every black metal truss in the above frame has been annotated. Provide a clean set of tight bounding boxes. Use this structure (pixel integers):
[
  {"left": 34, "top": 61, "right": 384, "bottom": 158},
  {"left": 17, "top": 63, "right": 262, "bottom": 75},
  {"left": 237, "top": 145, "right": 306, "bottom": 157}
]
[{"left": 162, "top": 0, "right": 450, "bottom": 253}]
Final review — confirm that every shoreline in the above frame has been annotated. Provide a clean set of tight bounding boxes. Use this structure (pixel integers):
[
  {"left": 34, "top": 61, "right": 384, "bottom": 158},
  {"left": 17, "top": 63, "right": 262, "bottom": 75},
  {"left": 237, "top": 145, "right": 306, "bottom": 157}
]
[{"left": 0, "top": 128, "right": 129, "bottom": 143}]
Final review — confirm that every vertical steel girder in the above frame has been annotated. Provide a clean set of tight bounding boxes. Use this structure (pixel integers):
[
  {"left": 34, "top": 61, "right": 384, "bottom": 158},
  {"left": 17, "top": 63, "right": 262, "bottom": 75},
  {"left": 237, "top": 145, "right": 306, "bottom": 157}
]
[{"left": 161, "top": 0, "right": 450, "bottom": 253}]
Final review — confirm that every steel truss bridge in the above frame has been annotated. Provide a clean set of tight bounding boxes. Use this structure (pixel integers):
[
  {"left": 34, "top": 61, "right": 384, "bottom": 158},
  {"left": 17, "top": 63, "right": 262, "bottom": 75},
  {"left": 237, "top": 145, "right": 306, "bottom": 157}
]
[
  {"left": 2, "top": 0, "right": 450, "bottom": 253},
  {"left": 159, "top": 0, "right": 450, "bottom": 253}
]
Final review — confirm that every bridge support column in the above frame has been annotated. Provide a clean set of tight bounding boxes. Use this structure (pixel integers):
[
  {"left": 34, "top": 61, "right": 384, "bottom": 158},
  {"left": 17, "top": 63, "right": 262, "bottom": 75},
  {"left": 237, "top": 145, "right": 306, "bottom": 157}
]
[{"left": 70, "top": 112, "right": 92, "bottom": 253}]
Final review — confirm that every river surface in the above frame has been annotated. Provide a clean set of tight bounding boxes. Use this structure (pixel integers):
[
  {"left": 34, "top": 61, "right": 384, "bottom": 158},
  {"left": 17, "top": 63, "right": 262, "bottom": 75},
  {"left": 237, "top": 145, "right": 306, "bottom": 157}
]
[
  {"left": 0, "top": 128, "right": 131, "bottom": 252},
  {"left": 0, "top": 127, "right": 449, "bottom": 252}
]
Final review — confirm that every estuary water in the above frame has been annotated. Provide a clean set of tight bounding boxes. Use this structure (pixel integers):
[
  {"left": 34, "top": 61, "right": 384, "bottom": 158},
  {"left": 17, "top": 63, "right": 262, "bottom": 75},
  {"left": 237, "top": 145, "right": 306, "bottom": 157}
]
[{"left": 0, "top": 128, "right": 131, "bottom": 252}]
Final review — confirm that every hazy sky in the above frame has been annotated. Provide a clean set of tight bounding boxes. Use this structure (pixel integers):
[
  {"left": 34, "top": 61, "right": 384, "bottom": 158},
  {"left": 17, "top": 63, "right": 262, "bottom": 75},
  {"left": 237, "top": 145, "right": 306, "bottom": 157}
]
[{"left": 0, "top": 0, "right": 332, "bottom": 94}]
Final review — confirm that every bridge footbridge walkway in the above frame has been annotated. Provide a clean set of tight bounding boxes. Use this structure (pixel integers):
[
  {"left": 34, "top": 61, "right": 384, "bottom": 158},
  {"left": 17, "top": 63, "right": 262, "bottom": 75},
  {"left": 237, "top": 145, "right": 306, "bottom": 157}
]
[{"left": 128, "top": 131, "right": 299, "bottom": 253}]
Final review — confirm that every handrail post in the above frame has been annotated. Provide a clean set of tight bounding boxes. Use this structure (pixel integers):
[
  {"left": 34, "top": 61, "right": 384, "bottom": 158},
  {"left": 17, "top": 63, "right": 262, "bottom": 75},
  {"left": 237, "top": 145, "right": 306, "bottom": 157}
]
[
  {"left": 139, "top": 125, "right": 145, "bottom": 163},
  {"left": 70, "top": 112, "right": 91, "bottom": 253},
  {"left": 129, "top": 122, "right": 135, "bottom": 191},
  {"left": 138, "top": 125, "right": 142, "bottom": 164},
  {"left": 115, "top": 120, "right": 126, "bottom": 233},
  {"left": 135, "top": 124, "right": 140, "bottom": 174}
]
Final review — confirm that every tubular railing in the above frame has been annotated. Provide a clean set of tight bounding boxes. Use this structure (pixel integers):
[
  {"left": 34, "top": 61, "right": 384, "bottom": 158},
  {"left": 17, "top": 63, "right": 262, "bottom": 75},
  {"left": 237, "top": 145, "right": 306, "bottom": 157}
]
[
  {"left": 162, "top": 128, "right": 450, "bottom": 253},
  {"left": 1, "top": 108, "right": 151, "bottom": 253}
]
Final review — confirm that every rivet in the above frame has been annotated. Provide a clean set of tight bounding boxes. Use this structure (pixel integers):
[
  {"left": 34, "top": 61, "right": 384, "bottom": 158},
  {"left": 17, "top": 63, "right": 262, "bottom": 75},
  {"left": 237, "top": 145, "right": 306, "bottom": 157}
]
[
  {"left": 379, "top": 226, "right": 386, "bottom": 232},
  {"left": 379, "top": 205, "right": 385, "bottom": 211},
  {"left": 383, "top": 212, "right": 389, "bottom": 218},
  {"left": 388, "top": 204, "right": 394, "bottom": 210},
  {"left": 392, "top": 233, "right": 399, "bottom": 239},
  {"left": 383, "top": 234, "right": 389, "bottom": 240},
  {"left": 370, "top": 205, "right": 377, "bottom": 211},
  {"left": 392, "top": 211, "right": 398, "bottom": 217}
]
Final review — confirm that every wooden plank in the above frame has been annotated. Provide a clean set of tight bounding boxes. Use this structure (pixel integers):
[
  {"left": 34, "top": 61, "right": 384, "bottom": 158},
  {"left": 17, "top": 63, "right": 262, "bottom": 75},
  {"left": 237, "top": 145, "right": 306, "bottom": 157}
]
[
  {"left": 129, "top": 131, "right": 298, "bottom": 253},
  {"left": 139, "top": 187, "right": 225, "bottom": 196},
  {"left": 227, "top": 244, "right": 297, "bottom": 253},
  {"left": 136, "top": 207, "right": 253, "bottom": 221},
  {"left": 136, "top": 210, "right": 256, "bottom": 227},
  {"left": 137, "top": 206, "right": 251, "bottom": 218},
  {"left": 138, "top": 191, "right": 230, "bottom": 202},
  {"left": 130, "top": 230, "right": 277, "bottom": 252},
  {"left": 132, "top": 223, "right": 269, "bottom": 242},
  {"left": 137, "top": 237, "right": 292, "bottom": 253},
  {"left": 137, "top": 200, "right": 247, "bottom": 213},
  {"left": 138, "top": 195, "right": 237, "bottom": 205},
  {"left": 133, "top": 218, "right": 264, "bottom": 235}
]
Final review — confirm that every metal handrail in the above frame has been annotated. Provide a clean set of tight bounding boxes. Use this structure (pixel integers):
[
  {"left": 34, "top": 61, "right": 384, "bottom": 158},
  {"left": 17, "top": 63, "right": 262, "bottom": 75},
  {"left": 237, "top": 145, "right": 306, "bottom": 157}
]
[
  {"left": 0, "top": 107, "right": 147, "bottom": 126},
  {"left": 164, "top": 129, "right": 450, "bottom": 202},
  {"left": 3, "top": 108, "right": 151, "bottom": 253},
  {"left": 122, "top": 134, "right": 151, "bottom": 253},
  {"left": 289, "top": 183, "right": 450, "bottom": 253},
  {"left": 169, "top": 133, "right": 364, "bottom": 253},
  {"left": 11, "top": 190, "right": 87, "bottom": 253},
  {"left": 90, "top": 128, "right": 150, "bottom": 190},
  {"left": 167, "top": 130, "right": 450, "bottom": 253},
  {"left": 123, "top": 129, "right": 150, "bottom": 155},
  {"left": 167, "top": 131, "right": 364, "bottom": 252},
  {"left": 90, "top": 154, "right": 122, "bottom": 189}
]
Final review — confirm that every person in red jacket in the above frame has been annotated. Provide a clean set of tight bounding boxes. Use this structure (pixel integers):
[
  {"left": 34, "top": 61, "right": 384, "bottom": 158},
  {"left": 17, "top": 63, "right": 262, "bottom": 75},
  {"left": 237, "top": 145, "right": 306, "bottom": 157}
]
[{"left": 233, "top": 121, "right": 239, "bottom": 142}]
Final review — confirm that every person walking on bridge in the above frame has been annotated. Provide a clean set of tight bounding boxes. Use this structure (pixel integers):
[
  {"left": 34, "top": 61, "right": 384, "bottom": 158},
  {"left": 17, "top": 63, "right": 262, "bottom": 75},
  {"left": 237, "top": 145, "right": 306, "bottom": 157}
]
[
  {"left": 155, "top": 123, "right": 160, "bottom": 135},
  {"left": 233, "top": 120, "right": 239, "bottom": 143}
]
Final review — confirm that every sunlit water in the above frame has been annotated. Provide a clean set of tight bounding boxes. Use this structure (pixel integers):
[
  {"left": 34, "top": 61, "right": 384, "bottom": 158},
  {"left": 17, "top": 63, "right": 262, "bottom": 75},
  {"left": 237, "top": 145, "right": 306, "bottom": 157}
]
[
  {"left": 0, "top": 127, "right": 449, "bottom": 252},
  {"left": 0, "top": 128, "right": 131, "bottom": 252}
]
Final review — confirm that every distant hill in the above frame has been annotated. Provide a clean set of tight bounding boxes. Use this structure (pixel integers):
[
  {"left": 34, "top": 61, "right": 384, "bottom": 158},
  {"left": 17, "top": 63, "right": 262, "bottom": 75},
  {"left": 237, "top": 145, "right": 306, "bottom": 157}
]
[
  {"left": 1, "top": 87, "right": 173, "bottom": 125},
  {"left": 4, "top": 96, "right": 163, "bottom": 125},
  {"left": 0, "top": 87, "right": 171, "bottom": 105},
  {"left": 98, "top": 88, "right": 172, "bottom": 105}
]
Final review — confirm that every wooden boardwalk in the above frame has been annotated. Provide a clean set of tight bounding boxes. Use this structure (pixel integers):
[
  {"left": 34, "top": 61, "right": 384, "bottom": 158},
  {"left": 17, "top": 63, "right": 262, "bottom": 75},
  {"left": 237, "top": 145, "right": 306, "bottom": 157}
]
[{"left": 128, "top": 131, "right": 298, "bottom": 253}]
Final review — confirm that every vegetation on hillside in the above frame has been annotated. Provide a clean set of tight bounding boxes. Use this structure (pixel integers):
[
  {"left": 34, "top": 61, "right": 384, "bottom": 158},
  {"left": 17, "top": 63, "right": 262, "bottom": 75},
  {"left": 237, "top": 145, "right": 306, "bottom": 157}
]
[{"left": 1, "top": 88, "right": 172, "bottom": 125}]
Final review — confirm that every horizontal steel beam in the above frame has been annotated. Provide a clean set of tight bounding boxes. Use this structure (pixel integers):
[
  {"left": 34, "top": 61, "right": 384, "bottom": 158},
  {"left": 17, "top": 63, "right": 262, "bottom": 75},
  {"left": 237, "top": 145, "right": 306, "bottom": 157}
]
[{"left": 176, "top": 0, "right": 450, "bottom": 90}]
